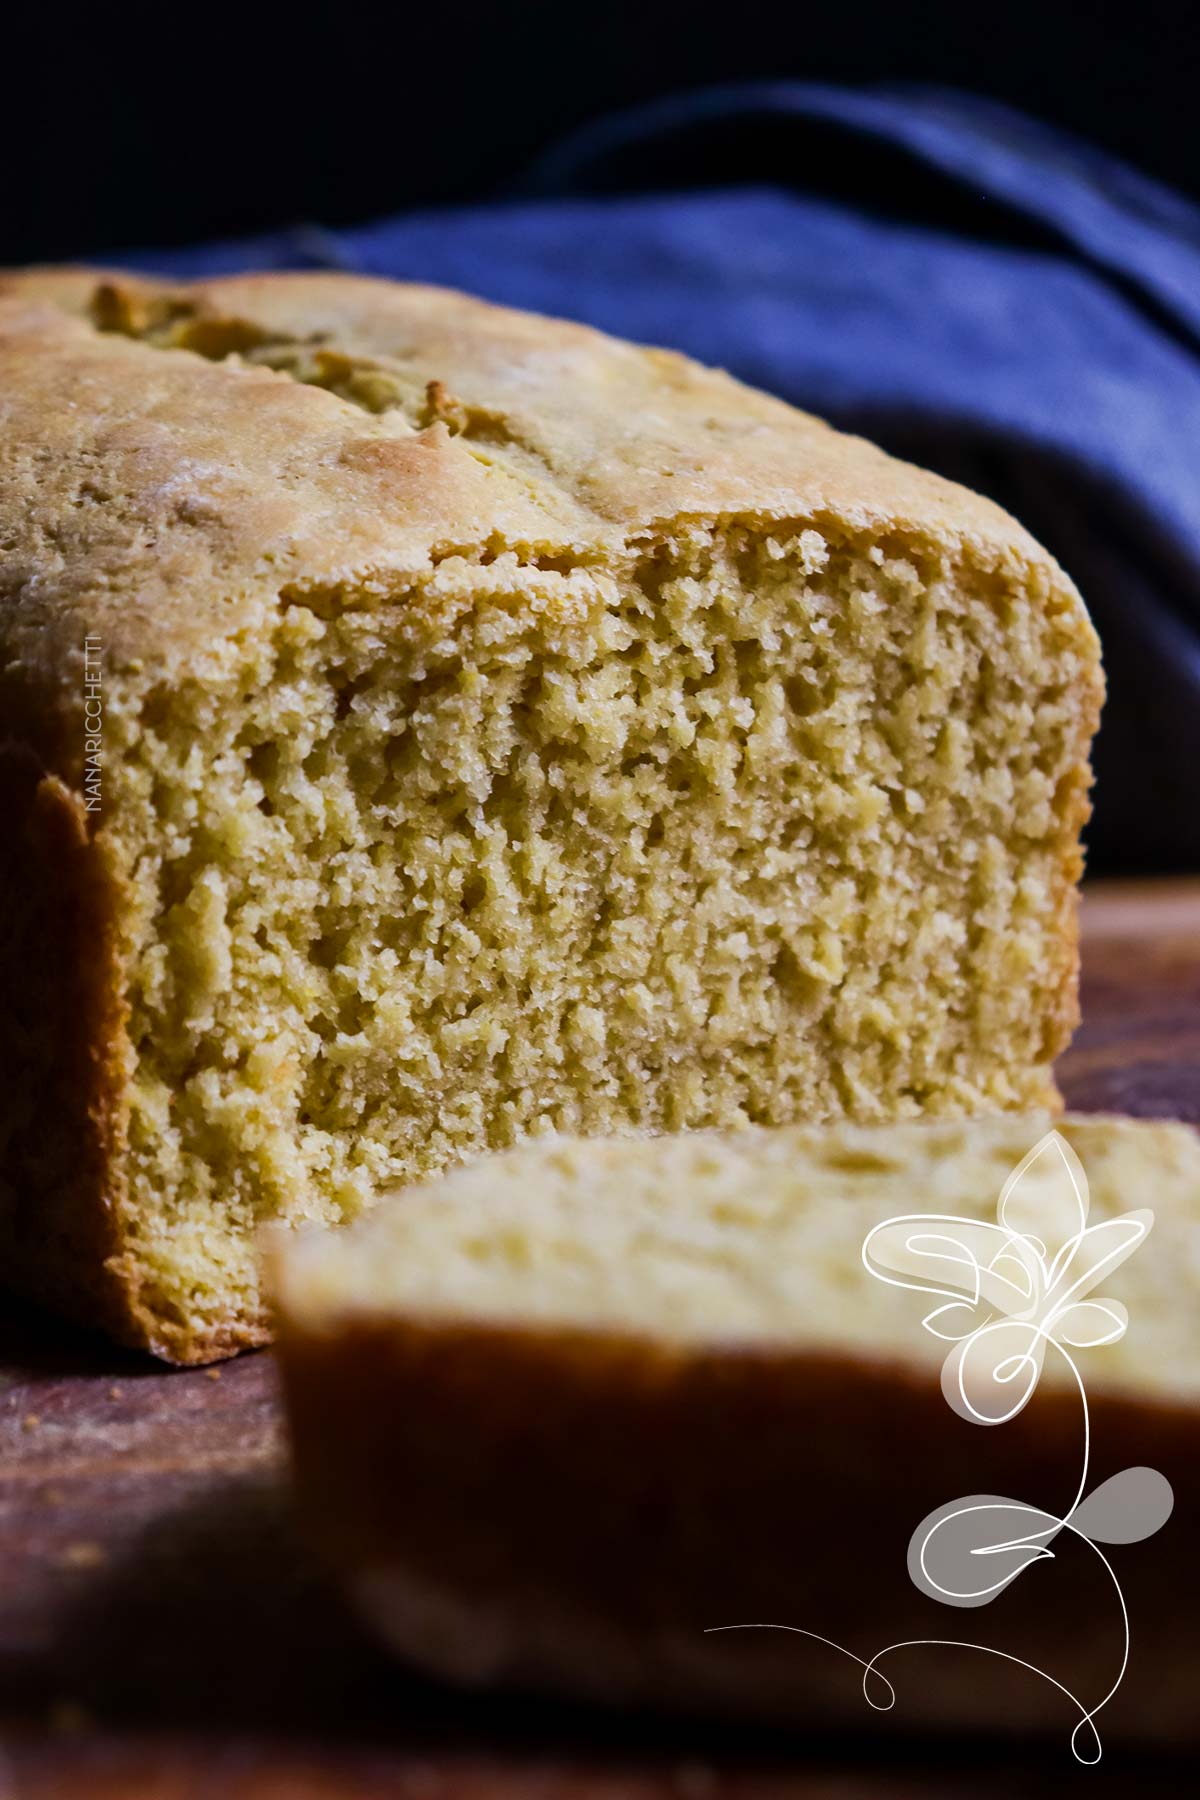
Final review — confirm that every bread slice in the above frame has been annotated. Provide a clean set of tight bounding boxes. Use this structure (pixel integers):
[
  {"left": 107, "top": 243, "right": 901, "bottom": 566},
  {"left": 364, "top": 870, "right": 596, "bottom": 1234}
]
[
  {"left": 0, "top": 270, "right": 1101, "bottom": 1362},
  {"left": 271, "top": 1115, "right": 1200, "bottom": 1743}
]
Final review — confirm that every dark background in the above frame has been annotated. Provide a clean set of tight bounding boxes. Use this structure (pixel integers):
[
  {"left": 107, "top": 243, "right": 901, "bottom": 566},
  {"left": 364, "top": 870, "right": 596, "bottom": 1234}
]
[{"left": 6, "top": 0, "right": 1198, "bottom": 263}]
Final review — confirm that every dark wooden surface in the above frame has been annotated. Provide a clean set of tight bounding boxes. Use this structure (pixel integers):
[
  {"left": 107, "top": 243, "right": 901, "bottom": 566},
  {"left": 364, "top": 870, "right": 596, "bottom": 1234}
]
[{"left": 2, "top": 881, "right": 1199, "bottom": 1798}]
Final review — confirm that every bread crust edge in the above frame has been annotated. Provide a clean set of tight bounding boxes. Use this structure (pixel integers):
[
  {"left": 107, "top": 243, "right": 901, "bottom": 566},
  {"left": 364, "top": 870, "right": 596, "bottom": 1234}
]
[{"left": 274, "top": 1309, "right": 1200, "bottom": 1741}]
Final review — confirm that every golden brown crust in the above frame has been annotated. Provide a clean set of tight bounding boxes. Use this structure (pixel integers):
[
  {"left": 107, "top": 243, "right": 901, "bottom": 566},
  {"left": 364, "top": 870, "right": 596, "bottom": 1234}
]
[
  {"left": 0, "top": 748, "right": 132, "bottom": 1342},
  {"left": 0, "top": 263, "right": 125, "bottom": 317},
  {"left": 0, "top": 295, "right": 606, "bottom": 718},
  {"left": 1041, "top": 762, "right": 1095, "bottom": 1081},
  {"left": 276, "top": 1310, "right": 1200, "bottom": 1742},
  {"left": 0, "top": 267, "right": 1093, "bottom": 628},
  {"left": 0, "top": 746, "right": 262, "bottom": 1364},
  {"left": 76, "top": 269, "right": 1077, "bottom": 561}
]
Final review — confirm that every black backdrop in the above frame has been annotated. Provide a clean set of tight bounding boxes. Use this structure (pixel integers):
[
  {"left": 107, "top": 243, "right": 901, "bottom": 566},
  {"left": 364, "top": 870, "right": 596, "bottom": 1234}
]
[{"left": 6, "top": 0, "right": 1198, "bottom": 264}]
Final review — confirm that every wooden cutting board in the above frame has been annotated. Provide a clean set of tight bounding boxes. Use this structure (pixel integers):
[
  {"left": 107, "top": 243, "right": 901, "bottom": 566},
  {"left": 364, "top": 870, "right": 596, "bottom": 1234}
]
[{"left": 2, "top": 881, "right": 1198, "bottom": 1798}]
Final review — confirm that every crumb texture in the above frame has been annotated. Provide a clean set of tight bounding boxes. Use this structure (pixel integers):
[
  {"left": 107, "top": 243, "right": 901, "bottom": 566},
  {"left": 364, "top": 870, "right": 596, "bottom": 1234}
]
[
  {"left": 115, "top": 520, "right": 1092, "bottom": 1344},
  {"left": 0, "top": 272, "right": 1102, "bottom": 1357}
]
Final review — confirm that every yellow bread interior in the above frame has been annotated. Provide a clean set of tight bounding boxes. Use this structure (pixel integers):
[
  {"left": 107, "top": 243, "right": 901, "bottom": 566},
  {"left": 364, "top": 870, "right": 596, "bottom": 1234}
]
[
  {"left": 271, "top": 1115, "right": 1200, "bottom": 1402},
  {"left": 111, "top": 523, "right": 1089, "bottom": 1343}
]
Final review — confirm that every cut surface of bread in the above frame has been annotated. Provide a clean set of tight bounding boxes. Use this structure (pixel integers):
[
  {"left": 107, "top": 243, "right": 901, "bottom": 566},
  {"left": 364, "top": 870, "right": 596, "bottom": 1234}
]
[
  {"left": 0, "top": 269, "right": 1101, "bottom": 1361},
  {"left": 272, "top": 1115, "right": 1200, "bottom": 1740}
]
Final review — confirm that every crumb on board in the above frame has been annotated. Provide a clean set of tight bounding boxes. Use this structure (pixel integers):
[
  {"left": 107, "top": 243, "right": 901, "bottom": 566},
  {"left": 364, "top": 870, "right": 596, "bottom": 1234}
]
[{"left": 59, "top": 1542, "right": 107, "bottom": 1570}]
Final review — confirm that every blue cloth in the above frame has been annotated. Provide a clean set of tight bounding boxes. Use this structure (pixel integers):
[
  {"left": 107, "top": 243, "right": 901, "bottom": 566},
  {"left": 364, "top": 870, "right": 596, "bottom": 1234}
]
[{"left": 121, "top": 84, "right": 1200, "bottom": 868}]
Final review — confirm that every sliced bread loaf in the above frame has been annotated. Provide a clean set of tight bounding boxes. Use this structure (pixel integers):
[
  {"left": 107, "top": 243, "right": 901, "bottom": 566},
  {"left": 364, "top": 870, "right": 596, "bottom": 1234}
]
[{"left": 271, "top": 1114, "right": 1200, "bottom": 1744}]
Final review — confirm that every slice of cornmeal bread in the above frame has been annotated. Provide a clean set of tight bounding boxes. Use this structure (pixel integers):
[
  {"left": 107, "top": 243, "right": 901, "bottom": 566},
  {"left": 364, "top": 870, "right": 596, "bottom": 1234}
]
[
  {"left": 271, "top": 1115, "right": 1200, "bottom": 1740},
  {"left": 0, "top": 270, "right": 1101, "bottom": 1362}
]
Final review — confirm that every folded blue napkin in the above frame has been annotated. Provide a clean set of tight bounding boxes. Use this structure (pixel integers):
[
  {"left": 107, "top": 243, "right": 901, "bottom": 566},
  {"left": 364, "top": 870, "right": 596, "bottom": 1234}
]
[{"left": 122, "top": 83, "right": 1200, "bottom": 868}]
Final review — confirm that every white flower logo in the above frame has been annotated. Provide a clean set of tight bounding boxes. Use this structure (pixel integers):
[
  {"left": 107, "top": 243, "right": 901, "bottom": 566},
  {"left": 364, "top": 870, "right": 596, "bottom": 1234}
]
[
  {"left": 711, "top": 1128, "right": 1173, "bottom": 1763},
  {"left": 861, "top": 1129, "right": 1153, "bottom": 1425}
]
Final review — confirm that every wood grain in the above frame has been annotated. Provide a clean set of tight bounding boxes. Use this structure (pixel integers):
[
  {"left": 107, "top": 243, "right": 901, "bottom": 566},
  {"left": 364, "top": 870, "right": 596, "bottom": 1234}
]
[
  {"left": 2, "top": 881, "right": 1198, "bottom": 1797},
  {"left": 1058, "top": 881, "right": 1200, "bottom": 1121}
]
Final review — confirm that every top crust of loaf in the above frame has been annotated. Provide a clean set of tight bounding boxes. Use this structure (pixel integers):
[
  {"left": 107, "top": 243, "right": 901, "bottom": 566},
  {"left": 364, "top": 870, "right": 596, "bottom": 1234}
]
[
  {"left": 0, "top": 266, "right": 1089, "bottom": 718},
  {"left": 270, "top": 1112, "right": 1200, "bottom": 1401}
]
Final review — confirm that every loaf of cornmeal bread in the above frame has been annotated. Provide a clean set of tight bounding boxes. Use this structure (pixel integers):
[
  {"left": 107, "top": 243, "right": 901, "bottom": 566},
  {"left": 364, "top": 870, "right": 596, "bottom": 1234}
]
[
  {"left": 0, "top": 270, "right": 1102, "bottom": 1361},
  {"left": 271, "top": 1115, "right": 1200, "bottom": 1742}
]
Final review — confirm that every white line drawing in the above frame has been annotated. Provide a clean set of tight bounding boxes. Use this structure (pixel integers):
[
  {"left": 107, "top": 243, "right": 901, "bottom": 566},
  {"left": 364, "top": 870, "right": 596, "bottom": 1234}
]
[
  {"left": 862, "top": 1129, "right": 1151, "bottom": 1430},
  {"left": 707, "top": 1130, "right": 1174, "bottom": 1763}
]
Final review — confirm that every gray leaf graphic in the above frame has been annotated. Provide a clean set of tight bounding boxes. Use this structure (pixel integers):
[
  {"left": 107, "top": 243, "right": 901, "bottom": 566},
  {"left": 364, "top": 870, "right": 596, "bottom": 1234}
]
[
  {"left": 908, "top": 1495, "right": 1060, "bottom": 1608},
  {"left": 1069, "top": 1467, "right": 1174, "bottom": 1545}
]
